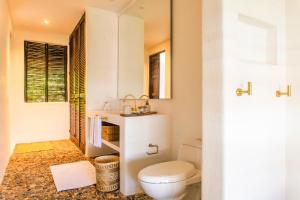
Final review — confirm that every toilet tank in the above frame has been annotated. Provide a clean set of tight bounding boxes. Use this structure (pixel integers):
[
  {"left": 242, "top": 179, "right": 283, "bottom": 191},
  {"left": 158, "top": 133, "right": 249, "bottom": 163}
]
[{"left": 177, "top": 138, "right": 201, "bottom": 169}]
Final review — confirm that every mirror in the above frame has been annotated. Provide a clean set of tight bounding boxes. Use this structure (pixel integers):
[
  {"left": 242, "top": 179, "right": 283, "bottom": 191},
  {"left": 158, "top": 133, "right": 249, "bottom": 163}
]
[{"left": 118, "top": 0, "right": 172, "bottom": 99}]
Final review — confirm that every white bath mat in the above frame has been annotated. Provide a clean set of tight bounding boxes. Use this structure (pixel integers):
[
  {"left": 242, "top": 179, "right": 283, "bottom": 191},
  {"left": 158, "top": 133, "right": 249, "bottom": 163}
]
[{"left": 50, "top": 161, "right": 96, "bottom": 192}]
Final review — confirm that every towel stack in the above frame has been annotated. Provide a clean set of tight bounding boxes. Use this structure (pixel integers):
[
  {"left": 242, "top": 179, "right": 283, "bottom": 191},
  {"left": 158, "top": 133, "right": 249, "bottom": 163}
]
[{"left": 88, "top": 115, "right": 102, "bottom": 148}]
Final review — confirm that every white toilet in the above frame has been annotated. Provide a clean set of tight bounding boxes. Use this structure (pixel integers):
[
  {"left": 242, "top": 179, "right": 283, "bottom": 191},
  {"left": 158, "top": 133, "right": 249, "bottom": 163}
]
[{"left": 138, "top": 138, "right": 201, "bottom": 200}]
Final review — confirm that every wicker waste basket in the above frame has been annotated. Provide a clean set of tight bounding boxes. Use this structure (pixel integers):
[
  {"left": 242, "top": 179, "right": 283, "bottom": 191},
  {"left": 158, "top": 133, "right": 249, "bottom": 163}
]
[{"left": 95, "top": 155, "right": 120, "bottom": 192}]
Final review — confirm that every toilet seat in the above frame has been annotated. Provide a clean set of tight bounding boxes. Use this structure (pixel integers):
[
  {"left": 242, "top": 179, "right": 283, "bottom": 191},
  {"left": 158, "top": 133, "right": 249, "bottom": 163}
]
[{"left": 138, "top": 160, "right": 197, "bottom": 184}]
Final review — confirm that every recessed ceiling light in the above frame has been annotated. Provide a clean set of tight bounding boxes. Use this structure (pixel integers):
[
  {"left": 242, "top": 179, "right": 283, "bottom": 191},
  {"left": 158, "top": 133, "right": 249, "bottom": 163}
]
[{"left": 43, "top": 20, "right": 50, "bottom": 25}]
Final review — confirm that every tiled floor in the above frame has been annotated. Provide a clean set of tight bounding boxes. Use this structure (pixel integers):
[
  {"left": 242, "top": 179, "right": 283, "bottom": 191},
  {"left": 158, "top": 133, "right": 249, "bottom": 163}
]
[{"left": 0, "top": 140, "right": 151, "bottom": 200}]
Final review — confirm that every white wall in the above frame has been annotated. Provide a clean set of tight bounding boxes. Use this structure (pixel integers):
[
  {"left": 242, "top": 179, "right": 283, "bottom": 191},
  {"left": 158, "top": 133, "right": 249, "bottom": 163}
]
[
  {"left": 203, "top": 0, "right": 287, "bottom": 199},
  {"left": 86, "top": 7, "right": 118, "bottom": 111},
  {"left": 9, "top": 30, "right": 70, "bottom": 150},
  {"left": 223, "top": 1, "right": 286, "bottom": 199},
  {"left": 85, "top": 7, "right": 119, "bottom": 157},
  {"left": 286, "top": 0, "right": 300, "bottom": 199},
  {"left": 0, "top": 0, "right": 12, "bottom": 183}
]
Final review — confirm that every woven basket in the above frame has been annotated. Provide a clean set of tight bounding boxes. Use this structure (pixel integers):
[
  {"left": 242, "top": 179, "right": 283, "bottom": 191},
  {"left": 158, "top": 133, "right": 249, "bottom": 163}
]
[
  {"left": 95, "top": 155, "right": 120, "bottom": 192},
  {"left": 102, "top": 123, "right": 119, "bottom": 142}
]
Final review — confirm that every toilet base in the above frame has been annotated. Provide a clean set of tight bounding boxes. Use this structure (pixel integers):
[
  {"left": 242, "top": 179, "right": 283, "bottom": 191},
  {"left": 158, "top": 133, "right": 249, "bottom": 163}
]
[{"left": 140, "top": 180, "right": 186, "bottom": 200}]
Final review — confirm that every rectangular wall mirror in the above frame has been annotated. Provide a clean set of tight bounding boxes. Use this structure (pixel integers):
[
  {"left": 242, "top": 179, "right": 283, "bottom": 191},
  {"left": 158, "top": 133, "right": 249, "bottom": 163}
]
[{"left": 118, "top": 0, "right": 172, "bottom": 99}]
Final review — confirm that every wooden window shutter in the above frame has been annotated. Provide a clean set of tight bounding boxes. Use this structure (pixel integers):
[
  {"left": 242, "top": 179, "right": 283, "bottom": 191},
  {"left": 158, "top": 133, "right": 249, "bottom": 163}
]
[
  {"left": 24, "top": 41, "right": 68, "bottom": 102},
  {"left": 24, "top": 41, "right": 47, "bottom": 102},
  {"left": 47, "top": 44, "right": 68, "bottom": 102}
]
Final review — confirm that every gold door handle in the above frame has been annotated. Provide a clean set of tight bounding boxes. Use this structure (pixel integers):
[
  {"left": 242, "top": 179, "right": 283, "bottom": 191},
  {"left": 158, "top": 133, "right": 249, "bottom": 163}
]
[
  {"left": 276, "top": 85, "right": 291, "bottom": 97},
  {"left": 236, "top": 82, "right": 252, "bottom": 96}
]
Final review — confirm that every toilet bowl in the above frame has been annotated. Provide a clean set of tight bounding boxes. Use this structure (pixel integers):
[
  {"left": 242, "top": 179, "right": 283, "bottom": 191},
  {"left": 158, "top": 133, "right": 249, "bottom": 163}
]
[{"left": 138, "top": 138, "right": 201, "bottom": 200}]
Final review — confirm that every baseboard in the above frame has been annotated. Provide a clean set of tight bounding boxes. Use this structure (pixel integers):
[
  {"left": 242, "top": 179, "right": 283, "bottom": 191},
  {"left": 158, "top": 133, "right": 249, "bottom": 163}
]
[
  {"left": 0, "top": 147, "right": 14, "bottom": 185},
  {"left": 0, "top": 170, "right": 4, "bottom": 185},
  {"left": 0, "top": 158, "right": 9, "bottom": 185}
]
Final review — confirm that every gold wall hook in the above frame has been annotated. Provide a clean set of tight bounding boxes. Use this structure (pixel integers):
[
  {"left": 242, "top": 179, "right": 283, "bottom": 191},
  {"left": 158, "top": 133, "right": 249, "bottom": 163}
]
[
  {"left": 276, "top": 85, "right": 291, "bottom": 97},
  {"left": 236, "top": 82, "right": 252, "bottom": 96}
]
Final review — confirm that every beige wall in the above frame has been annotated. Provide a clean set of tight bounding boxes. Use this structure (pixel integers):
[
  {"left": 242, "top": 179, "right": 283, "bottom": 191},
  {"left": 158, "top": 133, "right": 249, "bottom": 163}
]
[
  {"left": 9, "top": 30, "right": 70, "bottom": 149},
  {"left": 149, "top": 0, "right": 202, "bottom": 162},
  {"left": 0, "top": 0, "right": 12, "bottom": 183},
  {"left": 202, "top": 0, "right": 224, "bottom": 198}
]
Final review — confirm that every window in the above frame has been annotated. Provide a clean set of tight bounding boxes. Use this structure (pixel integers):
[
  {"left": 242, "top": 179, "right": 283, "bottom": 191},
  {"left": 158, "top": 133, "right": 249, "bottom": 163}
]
[{"left": 24, "top": 41, "right": 68, "bottom": 103}]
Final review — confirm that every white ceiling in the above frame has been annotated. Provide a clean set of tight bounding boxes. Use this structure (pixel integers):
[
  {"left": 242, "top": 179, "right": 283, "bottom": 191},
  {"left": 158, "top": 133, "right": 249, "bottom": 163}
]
[{"left": 8, "top": 0, "right": 132, "bottom": 35}]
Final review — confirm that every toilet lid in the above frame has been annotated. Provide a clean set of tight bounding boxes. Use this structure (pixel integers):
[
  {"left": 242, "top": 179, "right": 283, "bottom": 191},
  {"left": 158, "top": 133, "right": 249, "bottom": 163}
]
[{"left": 138, "top": 161, "right": 196, "bottom": 184}]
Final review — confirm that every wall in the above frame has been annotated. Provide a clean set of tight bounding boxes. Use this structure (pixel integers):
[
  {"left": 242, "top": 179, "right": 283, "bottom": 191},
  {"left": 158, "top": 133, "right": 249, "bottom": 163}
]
[
  {"left": 286, "top": 0, "right": 300, "bottom": 199},
  {"left": 85, "top": 7, "right": 119, "bottom": 157},
  {"left": 147, "top": 0, "right": 202, "bottom": 159},
  {"left": 202, "top": 0, "right": 224, "bottom": 198},
  {"left": 86, "top": 7, "right": 118, "bottom": 111},
  {"left": 223, "top": 0, "right": 286, "bottom": 200},
  {"left": 9, "top": 30, "right": 70, "bottom": 150},
  {"left": 153, "top": 2, "right": 203, "bottom": 198},
  {"left": 168, "top": 0, "right": 202, "bottom": 160},
  {"left": 203, "top": 0, "right": 289, "bottom": 199},
  {"left": 0, "top": 0, "right": 12, "bottom": 183}
]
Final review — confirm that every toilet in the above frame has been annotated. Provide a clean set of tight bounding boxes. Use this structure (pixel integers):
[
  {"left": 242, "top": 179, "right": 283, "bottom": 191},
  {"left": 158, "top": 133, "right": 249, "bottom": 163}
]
[{"left": 138, "top": 138, "right": 201, "bottom": 200}]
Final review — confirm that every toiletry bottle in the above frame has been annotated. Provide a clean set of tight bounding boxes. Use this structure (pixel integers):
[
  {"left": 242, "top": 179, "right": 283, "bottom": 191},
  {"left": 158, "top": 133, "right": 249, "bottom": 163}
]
[
  {"left": 145, "top": 100, "right": 151, "bottom": 113},
  {"left": 123, "top": 104, "right": 132, "bottom": 115}
]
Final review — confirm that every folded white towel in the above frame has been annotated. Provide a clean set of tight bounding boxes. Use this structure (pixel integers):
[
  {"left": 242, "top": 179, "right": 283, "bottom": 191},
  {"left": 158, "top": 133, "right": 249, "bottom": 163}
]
[
  {"left": 88, "top": 115, "right": 102, "bottom": 148},
  {"left": 93, "top": 115, "right": 102, "bottom": 147},
  {"left": 88, "top": 116, "right": 94, "bottom": 145}
]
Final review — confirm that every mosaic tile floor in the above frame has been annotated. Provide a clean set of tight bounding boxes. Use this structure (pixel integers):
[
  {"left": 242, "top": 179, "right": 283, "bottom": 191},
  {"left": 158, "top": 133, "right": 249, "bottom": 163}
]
[{"left": 0, "top": 140, "right": 151, "bottom": 200}]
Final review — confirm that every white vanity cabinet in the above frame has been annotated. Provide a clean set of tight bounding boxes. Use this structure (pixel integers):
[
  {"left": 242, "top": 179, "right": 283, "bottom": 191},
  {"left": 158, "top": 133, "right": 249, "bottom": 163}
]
[{"left": 88, "top": 111, "right": 171, "bottom": 196}]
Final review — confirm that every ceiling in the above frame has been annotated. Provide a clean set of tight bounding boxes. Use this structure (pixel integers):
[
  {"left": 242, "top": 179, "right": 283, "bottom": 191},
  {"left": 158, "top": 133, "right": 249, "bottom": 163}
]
[{"left": 8, "top": 0, "right": 132, "bottom": 35}]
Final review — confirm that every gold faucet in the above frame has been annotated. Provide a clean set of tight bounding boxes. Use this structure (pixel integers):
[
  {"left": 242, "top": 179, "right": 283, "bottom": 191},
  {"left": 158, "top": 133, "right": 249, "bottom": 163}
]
[
  {"left": 139, "top": 94, "right": 149, "bottom": 99},
  {"left": 123, "top": 94, "right": 136, "bottom": 100},
  {"left": 122, "top": 94, "right": 137, "bottom": 113}
]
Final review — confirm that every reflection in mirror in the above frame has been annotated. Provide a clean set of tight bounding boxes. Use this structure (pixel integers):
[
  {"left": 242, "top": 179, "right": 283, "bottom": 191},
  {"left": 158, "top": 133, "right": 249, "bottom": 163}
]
[{"left": 118, "top": 0, "right": 172, "bottom": 99}]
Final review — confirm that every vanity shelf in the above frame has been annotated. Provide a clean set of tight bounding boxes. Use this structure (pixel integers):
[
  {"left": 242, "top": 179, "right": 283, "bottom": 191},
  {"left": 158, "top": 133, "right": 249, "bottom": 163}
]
[
  {"left": 120, "top": 111, "right": 157, "bottom": 117},
  {"left": 102, "top": 139, "right": 120, "bottom": 152}
]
